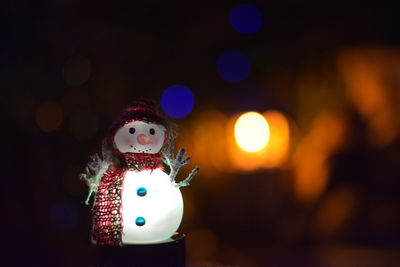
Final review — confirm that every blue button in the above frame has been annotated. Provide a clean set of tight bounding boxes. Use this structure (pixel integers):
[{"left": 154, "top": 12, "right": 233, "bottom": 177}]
[
  {"left": 135, "top": 217, "right": 145, "bottom": 226},
  {"left": 137, "top": 187, "right": 147, "bottom": 197}
]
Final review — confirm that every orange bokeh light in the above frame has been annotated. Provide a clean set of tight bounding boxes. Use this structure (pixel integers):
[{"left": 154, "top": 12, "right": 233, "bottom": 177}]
[
  {"left": 339, "top": 49, "right": 400, "bottom": 148},
  {"left": 177, "top": 109, "right": 290, "bottom": 174},
  {"left": 293, "top": 111, "right": 347, "bottom": 204},
  {"left": 185, "top": 108, "right": 231, "bottom": 175},
  {"left": 263, "top": 110, "right": 290, "bottom": 168},
  {"left": 36, "top": 100, "right": 63, "bottom": 132},
  {"left": 313, "top": 186, "right": 358, "bottom": 237}
]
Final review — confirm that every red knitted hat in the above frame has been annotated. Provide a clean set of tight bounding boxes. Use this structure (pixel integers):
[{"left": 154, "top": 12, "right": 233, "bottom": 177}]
[{"left": 107, "top": 98, "right": 170, "bottom": 148}]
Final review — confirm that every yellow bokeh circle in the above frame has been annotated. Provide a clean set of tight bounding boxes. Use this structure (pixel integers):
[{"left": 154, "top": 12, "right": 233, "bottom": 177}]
[{"left": 234, "top": 111, "right": 270, "bottom": 152}]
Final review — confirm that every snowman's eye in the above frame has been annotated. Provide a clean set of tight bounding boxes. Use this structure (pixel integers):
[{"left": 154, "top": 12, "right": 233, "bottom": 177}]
[
  {"left": 129, "top": 127, "right": 136, "bottom": 134},
  {"left": 149, "top": 128, "right": 155, "bottom": 135}
]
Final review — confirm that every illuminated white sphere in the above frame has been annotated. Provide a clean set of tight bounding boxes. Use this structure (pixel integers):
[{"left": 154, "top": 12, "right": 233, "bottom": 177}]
[
  {"left": 121, "top": 169, "right": 183, "bottom": 244},
  {"left": 234, "top": 111, "right": 270, "bottom": 152}
]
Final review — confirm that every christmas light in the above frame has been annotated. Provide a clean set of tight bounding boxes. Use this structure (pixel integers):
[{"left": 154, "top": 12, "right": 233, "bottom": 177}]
[
  {"left": 81, "top": 99, "right": 199, "bottom": 246},
  {"left": 234, "top": 111, "right": 270, "bottom": 152}
]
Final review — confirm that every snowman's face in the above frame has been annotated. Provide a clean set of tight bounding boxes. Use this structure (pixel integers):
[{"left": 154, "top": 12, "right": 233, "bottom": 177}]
[{"left": 114, "top": 121, "right": 166, "bottom": 154}]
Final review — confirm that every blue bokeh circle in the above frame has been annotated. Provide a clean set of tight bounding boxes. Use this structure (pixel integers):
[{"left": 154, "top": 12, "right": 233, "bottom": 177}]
[
  {"left": 230, "top": 4, "right": 263, "bottom": 34},
  {"left": 216, "top": 51, "right": 251, "bottom": 83},
  {"left": 160, "top": 85, "right": 194, "bottom": 118}
]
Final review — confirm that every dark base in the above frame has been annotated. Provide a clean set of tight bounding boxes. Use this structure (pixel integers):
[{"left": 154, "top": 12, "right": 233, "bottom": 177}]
[{"left": 97, "top": 233, "right": 186, "bottom": 267}]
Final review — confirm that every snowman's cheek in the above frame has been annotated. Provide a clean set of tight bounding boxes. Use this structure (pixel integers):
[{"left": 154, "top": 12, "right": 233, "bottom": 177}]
[
  {"left": 153, "top": 140, "right": 164, "bottom": 149},
  {"left": 121, "top": 138, "right": 135, "bottom": 150},
  {"left": 125, "top": 138, "right": 132, "bottom": 145},
  {"left": 154, "top": 138, "right": 162, "bottom": 146}
]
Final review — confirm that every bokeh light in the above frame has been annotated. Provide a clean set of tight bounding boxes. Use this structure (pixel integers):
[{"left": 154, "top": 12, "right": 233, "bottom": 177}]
[
  {"left": 228, "top": 110, "right": 291, "bottom": 171},
  {"left": 234, "top": 111, "right": 270, "bottom": 152},
  {"left": 339, "top": 50, "right": 400, "bottom": 148},
  {"left": 216, "top": 51, "right": 251, "bottom": 83},
  {"left": 35, "top": 100, "right": 63, "bottom": 132},
  {"left": 293, "top": 111, "right": 347, "bottom": 203},
  {"left": 160, "top": 85, "right": 195, "bottom": 118},
  {"left": 51, "top": 201, "right": 78, "bottom": 231},
  {"left": 229, "top": 4, "right": 263, "bottom": 34},
  {"left": 175, "top": 108, "right": 235, "bottom": 191},
  {"left": 69, "top": 110, "right": 99, "bottom": 140},
  {"left": 190, "top": 108, "right": 231, "bottom": 175},
  {"left": 313, "top": 186, "right": 358, "bottom": 237},
  {"left": 293, "top": 148, "right": 329, "bottom": 204},
  {"left": 262, "top": 110, "right": 290, "bottom": 168},
  {"left": 181, "top": 109, "right": 290, "bottom": 173},
  {"left": 63, "top": 56, "right": 91, "bottom": 86}
]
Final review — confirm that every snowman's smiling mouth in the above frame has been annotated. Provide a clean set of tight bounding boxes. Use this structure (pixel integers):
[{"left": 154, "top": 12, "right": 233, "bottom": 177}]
[{"left": 130, "top": 146, "right": 153, "bottom": 153}]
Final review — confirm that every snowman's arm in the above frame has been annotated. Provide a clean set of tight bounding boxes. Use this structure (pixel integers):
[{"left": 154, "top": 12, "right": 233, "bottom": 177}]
[
  {"left": 81, "top": 171, "right": 102, "bottom": 205},
  {"left": 81, "top": 152, "right": 110, "bottom": 205},
  {"left": 84, "top": 186, "right": 95, "bottom": 206},
  {"left": 163, "top": 148, "right": 200, "bottom": 186},
  {"left": 166, "top": 148, "right": 188, "bottom": 183},
  {"left": 176, "top": 167, "right": 200, "bottom": 187}
]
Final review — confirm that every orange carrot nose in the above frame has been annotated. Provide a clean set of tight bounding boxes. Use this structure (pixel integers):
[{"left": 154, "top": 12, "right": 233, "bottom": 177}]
[{"left": 137, "top": 134, "right": 156, "bottom": 145}]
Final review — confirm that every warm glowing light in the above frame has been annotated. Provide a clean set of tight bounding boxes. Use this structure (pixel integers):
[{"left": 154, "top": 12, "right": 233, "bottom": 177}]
[
  {"left": 293, "top": 148, "right": 328, "bottom": 203},
  {"left": 263, "top": 110, "right": 290, "bottom": 168},
  {"left": 190, "top": 108, "right": 231, "bottom": 174},
  {"left": 339, "top": 50, "right": 399, "bottom": 148},
  {"left": 234, "top": 112, "right": 270, "bottom": 152},
  {"left": 292, "top": 111, "right": 347, "bottom": 203},
  {"left": 228, "top": 110, "right": 291, "bottom": 171}
]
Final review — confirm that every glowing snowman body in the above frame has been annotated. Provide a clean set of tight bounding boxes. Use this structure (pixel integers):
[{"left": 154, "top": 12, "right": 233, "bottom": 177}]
[
  {"left": 84, "top": 100, "right": 199, "bottom": 247},
  {"left": 114, "top": 120, "right": 183, "bottom": 244},
  {"left": 121, "top": 169, "right": 183, "bottom": 244}
]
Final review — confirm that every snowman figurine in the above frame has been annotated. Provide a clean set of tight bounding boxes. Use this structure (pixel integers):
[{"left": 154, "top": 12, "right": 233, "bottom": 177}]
[{"left": 81, "top": 99, "right": 199, "bottom": 246}]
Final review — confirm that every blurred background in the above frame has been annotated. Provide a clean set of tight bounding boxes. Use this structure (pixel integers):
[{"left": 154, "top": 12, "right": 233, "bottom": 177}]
[{"left": 3, "top": 0, "right": 400, "bottom": 266}]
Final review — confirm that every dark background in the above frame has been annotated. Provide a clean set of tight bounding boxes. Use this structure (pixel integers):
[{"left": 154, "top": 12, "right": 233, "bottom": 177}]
[{"left": 3, "top": 0, "right": 400, "bottom": 266}]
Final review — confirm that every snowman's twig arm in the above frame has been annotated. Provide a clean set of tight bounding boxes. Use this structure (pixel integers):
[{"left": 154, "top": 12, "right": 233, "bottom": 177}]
[
  {"left": 84, "top": 187, "right": 95, "bottom": 206},
  {"left": 82, "top": 173, "right": 103, "bottom": 205},
  {"left": 168, "top": 148, "right": 186, "bottom": 183},
  {"left": 81, "top": 145, "right": 111, "bottom": 205},
  {"left": 177, "top": 167, "right": 200, "bottom": 187},
  {"left": 163, "top": 147, "right": 199, "bottom": 186}
]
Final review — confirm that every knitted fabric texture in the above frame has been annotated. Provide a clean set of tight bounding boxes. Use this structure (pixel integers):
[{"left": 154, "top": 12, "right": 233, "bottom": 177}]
[{"left": 91, "top": 164, "right": 124, "bottom": 246}]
